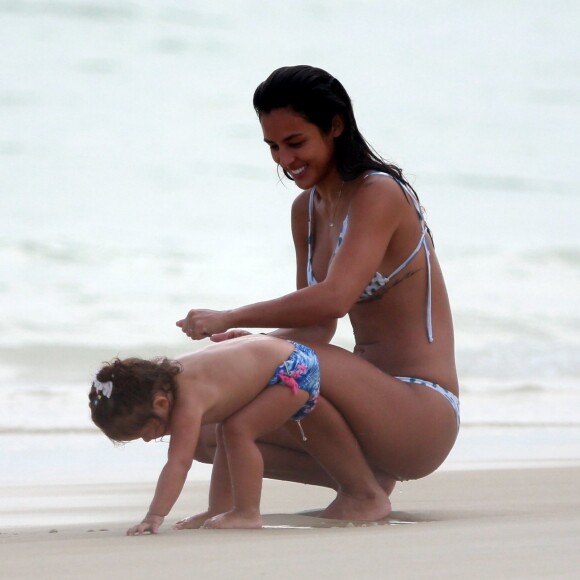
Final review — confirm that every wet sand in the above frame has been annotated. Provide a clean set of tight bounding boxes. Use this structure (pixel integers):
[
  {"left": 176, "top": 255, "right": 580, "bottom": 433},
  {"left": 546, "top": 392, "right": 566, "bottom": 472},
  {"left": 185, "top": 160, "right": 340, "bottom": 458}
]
[{"left": 1, "top": 465, "right": 579, "bottom": 579}]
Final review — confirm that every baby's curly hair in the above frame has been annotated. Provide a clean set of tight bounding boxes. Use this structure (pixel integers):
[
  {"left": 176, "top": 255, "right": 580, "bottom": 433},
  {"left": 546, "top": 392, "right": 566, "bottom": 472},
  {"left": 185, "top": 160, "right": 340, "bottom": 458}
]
[{"left": 89, "top": 356, "right": 181, "bottom": 442}]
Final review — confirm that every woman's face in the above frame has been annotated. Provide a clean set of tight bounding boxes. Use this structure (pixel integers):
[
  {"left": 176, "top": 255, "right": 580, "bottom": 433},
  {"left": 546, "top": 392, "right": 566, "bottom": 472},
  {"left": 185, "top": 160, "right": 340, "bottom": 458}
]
[{"left": 260, "top": 107, "right": 342, "bottom": 190}]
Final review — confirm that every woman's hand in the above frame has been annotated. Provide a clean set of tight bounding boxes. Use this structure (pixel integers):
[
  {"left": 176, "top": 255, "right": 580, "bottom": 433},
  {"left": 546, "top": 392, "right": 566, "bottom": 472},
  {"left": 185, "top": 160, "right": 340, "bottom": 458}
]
[
  {"left": 176, "top": 309, "right": 232, "bottom": 340},
  {"left": 126, "top": 513, "right": 165, "bottom": 536},
  {"left": 210, "top": 329, "right": 252, "bottom": 342}
]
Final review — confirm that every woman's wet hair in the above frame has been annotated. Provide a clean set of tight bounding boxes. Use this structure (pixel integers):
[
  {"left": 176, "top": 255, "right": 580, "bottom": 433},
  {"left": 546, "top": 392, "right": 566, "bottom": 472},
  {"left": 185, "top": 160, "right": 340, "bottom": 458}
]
[
  {"left": 88, "top": 357, "right": 181, "bottom": 442},
  {"left": 253, "top": 64, "right": 429, "bottom": 240},
  {"left": 253, "top": 65, "right": 408, "bottom": 183}
]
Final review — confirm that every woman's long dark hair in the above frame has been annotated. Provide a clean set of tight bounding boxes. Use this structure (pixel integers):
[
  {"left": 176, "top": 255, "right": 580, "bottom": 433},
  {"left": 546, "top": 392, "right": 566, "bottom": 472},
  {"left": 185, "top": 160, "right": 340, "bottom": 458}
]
[{"left": 253, "top": 65, "right": 410, "bottom": 186}]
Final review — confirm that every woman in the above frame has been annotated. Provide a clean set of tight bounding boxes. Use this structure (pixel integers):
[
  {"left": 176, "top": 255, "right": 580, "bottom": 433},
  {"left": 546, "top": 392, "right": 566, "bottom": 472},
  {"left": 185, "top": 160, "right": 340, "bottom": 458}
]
[{"left": 176, "top": 65, "right": 459, "bottom": 504}]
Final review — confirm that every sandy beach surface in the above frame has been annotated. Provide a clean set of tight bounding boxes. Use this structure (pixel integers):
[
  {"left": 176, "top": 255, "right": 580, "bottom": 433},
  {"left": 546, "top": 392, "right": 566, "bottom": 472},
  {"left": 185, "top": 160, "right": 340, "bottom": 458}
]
[{"left": 1, "top": 465, "right": 579, "bottom": 579}]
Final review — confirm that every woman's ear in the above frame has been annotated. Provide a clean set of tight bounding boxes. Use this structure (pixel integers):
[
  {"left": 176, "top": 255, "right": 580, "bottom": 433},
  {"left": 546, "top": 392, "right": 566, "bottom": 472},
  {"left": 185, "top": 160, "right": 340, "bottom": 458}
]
[{"left": 331, "top": 114, "right": 345, "bottom": 138}]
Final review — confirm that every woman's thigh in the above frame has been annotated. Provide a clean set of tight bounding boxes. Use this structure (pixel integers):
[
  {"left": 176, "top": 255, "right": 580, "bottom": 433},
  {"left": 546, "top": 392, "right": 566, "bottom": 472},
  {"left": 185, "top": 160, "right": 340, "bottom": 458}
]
[
  {"left": 303, "top": 343, "right": 459, "bottom": 479},
  {"left": 196, "top": 343, "right": 458, "bottom": 480},
  {"left": 195, "top": 420, "right": 308, "bottom": 462}
]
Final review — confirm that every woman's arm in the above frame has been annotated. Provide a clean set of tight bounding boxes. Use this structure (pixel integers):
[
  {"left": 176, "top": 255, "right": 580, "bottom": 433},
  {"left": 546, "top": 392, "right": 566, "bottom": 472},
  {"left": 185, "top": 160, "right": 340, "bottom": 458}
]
[
  {"left": 206, "top": 192, "right": 338, "bottom": 344},
  {"left": 208, "top": 323, "right": 336, "bottom": 344},
  {"left": 177, "top": 178, "right": 404, "bottom": 340},
  {"left": 265, "top": 192, "right": 338, "bottom": 343},
  {"left": 266, "top": 323, "right": 337, "bottom": 344}
]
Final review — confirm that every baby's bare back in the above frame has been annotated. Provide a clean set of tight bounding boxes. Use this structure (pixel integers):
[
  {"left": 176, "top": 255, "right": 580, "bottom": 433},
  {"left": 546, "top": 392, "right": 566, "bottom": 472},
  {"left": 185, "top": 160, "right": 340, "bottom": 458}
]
[{"left": 176, "top": 335, "right": 295, "bottom": 422}]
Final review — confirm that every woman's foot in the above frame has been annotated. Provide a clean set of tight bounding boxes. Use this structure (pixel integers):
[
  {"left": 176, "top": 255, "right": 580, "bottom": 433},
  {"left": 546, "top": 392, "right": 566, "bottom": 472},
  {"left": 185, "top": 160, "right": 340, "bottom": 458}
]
[{"left": 319, "top": 488, "right": 392, "bottom": 522}]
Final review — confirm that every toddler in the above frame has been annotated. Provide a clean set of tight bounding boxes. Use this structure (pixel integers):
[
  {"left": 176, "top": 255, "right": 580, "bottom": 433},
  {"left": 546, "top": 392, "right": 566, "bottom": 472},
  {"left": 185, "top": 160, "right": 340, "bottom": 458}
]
[{"left": 89, "top": 335, "right": 390, "bottom": 533}]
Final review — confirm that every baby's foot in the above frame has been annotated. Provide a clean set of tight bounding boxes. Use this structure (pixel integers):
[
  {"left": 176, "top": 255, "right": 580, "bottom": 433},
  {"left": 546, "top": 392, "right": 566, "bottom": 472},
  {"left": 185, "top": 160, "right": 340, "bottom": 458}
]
[
  {"left": 202, "top": 510, "right": 262, "bottom": 529},
  {"left": 319, "top": 489, "right": 391, "bottom": 522},
  {"left": 174, "top": 511, "right": 214, "bottom": 530}
]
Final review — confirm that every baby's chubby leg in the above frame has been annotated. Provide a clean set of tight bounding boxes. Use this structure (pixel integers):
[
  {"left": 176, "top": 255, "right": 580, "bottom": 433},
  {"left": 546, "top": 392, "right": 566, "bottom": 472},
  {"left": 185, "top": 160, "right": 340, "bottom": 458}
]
[
  {"left": 175, "top": 424, "right": 234, "bottom": 530},
  {"left": 201, "top": 385, "right": 310, "bottom": 529}
]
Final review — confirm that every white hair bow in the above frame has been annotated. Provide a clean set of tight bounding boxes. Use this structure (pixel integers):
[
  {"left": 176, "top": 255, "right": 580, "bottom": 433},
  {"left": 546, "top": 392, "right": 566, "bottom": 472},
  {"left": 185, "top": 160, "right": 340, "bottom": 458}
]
[{"left": 94, "top": 376, "right": 113, "bottom": 399}]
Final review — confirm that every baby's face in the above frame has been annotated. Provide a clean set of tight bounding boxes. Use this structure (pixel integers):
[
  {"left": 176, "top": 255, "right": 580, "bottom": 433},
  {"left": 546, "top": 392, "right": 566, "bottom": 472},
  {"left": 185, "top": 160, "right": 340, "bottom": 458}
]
[
  {"left": 133, "top": 414, "right": 170, "bottom": 443},
  {"left": 126, "top": 392, "right": 172, "bottom": 443}
]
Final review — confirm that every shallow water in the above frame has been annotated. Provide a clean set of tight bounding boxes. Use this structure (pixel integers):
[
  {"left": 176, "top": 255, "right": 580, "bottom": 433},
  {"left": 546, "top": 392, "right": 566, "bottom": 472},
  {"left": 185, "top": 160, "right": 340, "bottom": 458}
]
[{"left": 1, "top": 1, "right": 579, "bottom": 480}]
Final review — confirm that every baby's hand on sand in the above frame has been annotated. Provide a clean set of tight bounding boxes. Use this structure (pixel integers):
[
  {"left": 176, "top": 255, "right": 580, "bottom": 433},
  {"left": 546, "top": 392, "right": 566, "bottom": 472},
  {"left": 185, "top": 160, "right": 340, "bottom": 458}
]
[
  {"left": 210, "top": 329, "right": 252, "bottom": 342},
  {"left": 126, "top": 514, "right": 165, "bottom": 536}
]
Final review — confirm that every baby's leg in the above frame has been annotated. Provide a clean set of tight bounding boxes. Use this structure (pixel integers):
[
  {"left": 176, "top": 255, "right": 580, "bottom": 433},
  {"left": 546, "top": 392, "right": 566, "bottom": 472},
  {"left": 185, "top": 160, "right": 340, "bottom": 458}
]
[
  {"left": 196, "top": 419, "right": 396, "bottom": 495},
  {"left": 175, "top": 424, "right": 233, "bottom": 530},
  {"left": 286, "top": 397, "right": 392, "bottom": 521},
  {"left": 203, "top": 385, "right": 309, "bottom": 529},
  {"left": 196, "top": 423, "right": 338, "bottom": 488}
]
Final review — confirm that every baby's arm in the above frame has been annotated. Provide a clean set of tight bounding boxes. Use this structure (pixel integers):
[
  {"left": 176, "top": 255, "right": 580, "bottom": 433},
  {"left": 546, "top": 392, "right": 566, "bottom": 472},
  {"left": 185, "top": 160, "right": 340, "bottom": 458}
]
[
  {"left": 174, "top": 424, "right": 234, "bottom": 530},
  {"left": 127, "top": 410, "right": 202, "bottom": 535}
]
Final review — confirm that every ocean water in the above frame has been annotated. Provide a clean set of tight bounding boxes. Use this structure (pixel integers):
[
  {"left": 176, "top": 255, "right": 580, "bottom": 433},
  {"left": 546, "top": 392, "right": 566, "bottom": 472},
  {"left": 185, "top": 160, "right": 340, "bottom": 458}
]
[{"left": 1, "top": 0, "right": 579, "bottom": 484}]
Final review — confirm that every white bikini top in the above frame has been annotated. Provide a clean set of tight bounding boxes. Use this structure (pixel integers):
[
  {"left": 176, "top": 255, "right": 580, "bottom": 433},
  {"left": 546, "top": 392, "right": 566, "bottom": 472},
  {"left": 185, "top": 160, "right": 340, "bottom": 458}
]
[{"left": 306, "top": 171, "right": 434, "bottom": 342}]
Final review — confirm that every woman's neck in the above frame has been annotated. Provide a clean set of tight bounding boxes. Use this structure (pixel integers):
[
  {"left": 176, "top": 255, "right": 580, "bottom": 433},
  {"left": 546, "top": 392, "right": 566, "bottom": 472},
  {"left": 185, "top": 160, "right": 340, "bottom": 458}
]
[{"left": 315, "top": 173, "right": 345, "bottom": 204}]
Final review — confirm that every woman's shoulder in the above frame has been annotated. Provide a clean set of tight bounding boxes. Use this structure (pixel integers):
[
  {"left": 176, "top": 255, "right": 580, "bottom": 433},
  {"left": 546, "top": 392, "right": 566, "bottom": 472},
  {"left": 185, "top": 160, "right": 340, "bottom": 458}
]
[
  {"left": 291, "top": 188, "right": 312, "bottom": 216},
  {"left": 292, "top": 187, "right": 312, "bottom": 204},
  {"left": 359, "top": 171, "right": 404, "bottom": 192},
  {"left": 351, "top": 172, "right": 410, "bottom": 214}
]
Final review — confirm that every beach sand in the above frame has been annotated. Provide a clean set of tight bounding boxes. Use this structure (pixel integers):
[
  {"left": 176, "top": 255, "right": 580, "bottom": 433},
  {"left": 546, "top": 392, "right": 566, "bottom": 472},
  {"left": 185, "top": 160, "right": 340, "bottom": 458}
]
[{"left": 1, "top": 466, "right": 579, "bottom": 579}]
